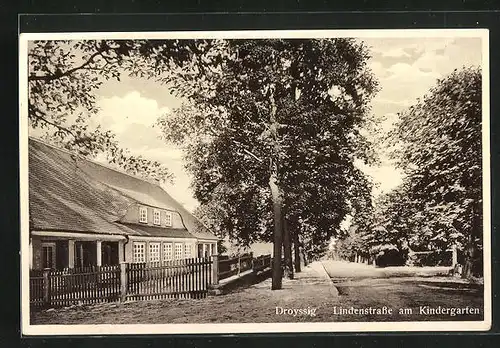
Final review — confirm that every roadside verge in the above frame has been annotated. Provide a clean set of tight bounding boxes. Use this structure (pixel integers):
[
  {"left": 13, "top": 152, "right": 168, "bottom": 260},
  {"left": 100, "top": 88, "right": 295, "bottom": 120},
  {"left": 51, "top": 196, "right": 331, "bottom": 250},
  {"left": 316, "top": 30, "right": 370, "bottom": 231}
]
[{"left": 309, "top": 261, "right": 339, "bottom": 297}]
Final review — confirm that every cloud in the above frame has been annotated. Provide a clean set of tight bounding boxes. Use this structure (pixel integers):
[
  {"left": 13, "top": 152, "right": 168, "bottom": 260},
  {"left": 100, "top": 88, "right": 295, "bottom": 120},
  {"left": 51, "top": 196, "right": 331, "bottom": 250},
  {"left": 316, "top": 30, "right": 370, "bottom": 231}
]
[
  {"left": 94, "top": 91, "right": 182, "bottom": 156},
  {"left": 162, "top": 180, "right": 199, "bottom": 213},
  {"left": 372, "top": 37, "right": 482, "bottom": 115},
  {"left": 372, "top": 98, "right": 412, "bottom": 108},
  {"left": 413, "top": 38, "right": 482, "bottom": 75},
  {"left": 94, "top": 91, "right": 170, "bottom": 134},
  {"left": 125, "top": 146, "right": 184, "bottom": 166},
  {"left": 380, "top": 47, "right": 412, "bottom": 58},
  {"left": 87, "top": 37, "right": 482, "bottom": 205},
  {"left": 369, "top": 61, "right": 391, "bottom": 79},
  {"left": 365, "top": 36, "right": 482, "bottom": 197},
  {"left": 386, "top": 62, "right": 440, "bottom": 80},
  {"left": 366, "top": 37, "right": 456, "bottom": 57},
  {"left": 89, "top": 91, "right": 198, "bottom": 210},
  {"left": 375, "top": 61, "right": 442, "bottom": 105},
  {"left": 370, "top": 165, "right": 404, "bottom": 195},
  {"left": 91, "top": 91, "right": 174, "bottom": 156},
  {"left": 117, "top": 123, "right": 164, "bottom": 149}
]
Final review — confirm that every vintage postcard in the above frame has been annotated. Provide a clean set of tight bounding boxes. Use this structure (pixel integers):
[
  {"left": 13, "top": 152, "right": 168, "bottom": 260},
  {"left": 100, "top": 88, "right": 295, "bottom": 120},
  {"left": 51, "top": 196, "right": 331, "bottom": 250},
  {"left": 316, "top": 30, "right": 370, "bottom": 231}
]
[{"left": 19, "top": 29, "right": 491, "bottom": 335}]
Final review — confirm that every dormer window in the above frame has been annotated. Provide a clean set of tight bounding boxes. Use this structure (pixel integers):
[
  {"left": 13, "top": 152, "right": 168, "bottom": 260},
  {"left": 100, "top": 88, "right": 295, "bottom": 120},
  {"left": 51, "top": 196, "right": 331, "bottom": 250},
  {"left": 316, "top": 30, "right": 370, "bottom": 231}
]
[
  {"left": 139, "top": 206, "right": 148, "bottom": 223},
  {"left": 153, "top": 209, "right": 161, "bottom": 225},
  {"left": 165, "top": 211, "right": 172, "bottom": 227}
]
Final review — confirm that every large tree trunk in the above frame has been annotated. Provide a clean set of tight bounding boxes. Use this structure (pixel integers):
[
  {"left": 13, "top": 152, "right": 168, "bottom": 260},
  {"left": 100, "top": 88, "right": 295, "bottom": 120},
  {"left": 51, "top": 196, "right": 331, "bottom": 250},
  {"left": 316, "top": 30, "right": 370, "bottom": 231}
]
[
  {"left": 462, "top": 205, "right": 481, "bottom": 279},
  {"left": 302, "top": 248, "right": 308, "bottom": 267},
  {"left": 462, "top": 234, "right": 476, "bottom": 279},
  {"left": 270, "top": 174, "right": 283, "bottom": 290},
  {"left": 268, "top": 84, "right": 283, "bottom": 290},
  {"left": 283, "top": 214, "right": 294, "bottom": 279},
  {"left": 293, "top": 230, "right": 301, "bottom": 273}
]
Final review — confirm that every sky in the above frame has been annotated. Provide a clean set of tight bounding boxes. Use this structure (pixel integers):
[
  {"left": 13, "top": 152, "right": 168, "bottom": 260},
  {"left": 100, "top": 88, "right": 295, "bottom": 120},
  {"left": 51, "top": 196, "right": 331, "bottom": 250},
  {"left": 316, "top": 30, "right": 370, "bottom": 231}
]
[{"left": 51, "top": 36, "right": 483, "bottom": 212}]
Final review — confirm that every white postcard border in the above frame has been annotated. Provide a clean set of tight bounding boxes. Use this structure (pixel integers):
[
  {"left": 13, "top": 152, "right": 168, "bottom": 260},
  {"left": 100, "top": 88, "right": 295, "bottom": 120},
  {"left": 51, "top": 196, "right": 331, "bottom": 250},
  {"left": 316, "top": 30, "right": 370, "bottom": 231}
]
[{"left": 19, "top": 28, "right": 491, "bottom": 335}]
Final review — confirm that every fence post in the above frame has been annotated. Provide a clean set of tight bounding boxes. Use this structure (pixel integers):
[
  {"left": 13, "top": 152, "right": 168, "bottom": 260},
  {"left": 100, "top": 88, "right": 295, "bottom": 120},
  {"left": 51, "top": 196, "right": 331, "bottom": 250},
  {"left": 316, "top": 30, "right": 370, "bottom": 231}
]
[
  {"left": 120, "top": 262, "right": 128, "bottom": 302},
  {"left": 42, "top": 268, "right": 50, "bottom": 306},
  {"left": 212, "top": 255, "right": 219, "bottom": 285}
]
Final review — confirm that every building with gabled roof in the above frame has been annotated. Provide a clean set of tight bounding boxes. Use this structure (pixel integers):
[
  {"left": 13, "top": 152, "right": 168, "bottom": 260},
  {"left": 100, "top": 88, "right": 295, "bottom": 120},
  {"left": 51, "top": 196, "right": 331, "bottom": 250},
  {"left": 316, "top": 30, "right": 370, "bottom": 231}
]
[{"left": 28, "top": 137, "right": 218, "bottom": 270}]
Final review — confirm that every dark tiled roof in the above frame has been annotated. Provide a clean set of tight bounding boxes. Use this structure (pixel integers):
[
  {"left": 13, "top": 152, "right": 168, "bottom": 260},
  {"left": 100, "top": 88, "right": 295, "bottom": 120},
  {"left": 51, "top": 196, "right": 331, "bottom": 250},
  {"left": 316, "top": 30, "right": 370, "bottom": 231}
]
[
  {"left": 28, "top": 138, "right": 218, "bottom": 240},
  {"left": 29, "top": 139, "right": 136, "bottom": 236},
  {"left": 117, "top": 223, "right": 196, "bottom": 239}
]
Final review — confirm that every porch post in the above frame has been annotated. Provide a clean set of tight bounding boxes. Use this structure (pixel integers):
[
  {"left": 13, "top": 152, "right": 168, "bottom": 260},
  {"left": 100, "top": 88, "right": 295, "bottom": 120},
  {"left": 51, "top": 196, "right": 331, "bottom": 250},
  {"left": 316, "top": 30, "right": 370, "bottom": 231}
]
[
  {"left": 68, "top": 240, "right": 75, "bottom": 268},
  {"left": 118, "top": 240, "right": 124, "bottom": 263},
  {"left": 202, "top": 244, "right": 207, "bottom": 258},
  {"left": 29, "top": 238, "right": 33, "bottom": 270},
  {"left": 78, "top": 243, "right": 84, "bottom": 268},
  {"left": 214, "top": 242, "right": 218, "bottom": 256},
  {"left": 96, "top": 240, "right": 102, "bottom": 266}
]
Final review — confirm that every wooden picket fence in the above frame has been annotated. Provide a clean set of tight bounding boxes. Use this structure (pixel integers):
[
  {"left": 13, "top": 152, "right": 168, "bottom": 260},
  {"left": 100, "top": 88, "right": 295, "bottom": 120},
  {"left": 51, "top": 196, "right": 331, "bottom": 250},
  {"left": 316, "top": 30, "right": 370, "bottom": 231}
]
[
  {"left": 29, "top": 269, "right": 45, "bottom": 309},
  {"left": 218, "top": 253, "right": 254, "bottom": 280},
  {"left": 126, "top": 258, "right": 212, "bottom": 301},
  {"left": 30, "top": 265, "right": 123, "bottom": 309},
  {"left": 253, "top": 254, "right": 272, "bottom": 272},
  {"left": 30, "top": 254, "right": 272, "bottom": 310}
]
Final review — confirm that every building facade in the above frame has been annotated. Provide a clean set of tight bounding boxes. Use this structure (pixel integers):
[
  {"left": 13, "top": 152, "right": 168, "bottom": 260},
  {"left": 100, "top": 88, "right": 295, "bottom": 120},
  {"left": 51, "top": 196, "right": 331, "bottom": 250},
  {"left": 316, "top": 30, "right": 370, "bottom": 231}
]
[{"left": 28, "top": 138, "right": 219, "bottom": 270}]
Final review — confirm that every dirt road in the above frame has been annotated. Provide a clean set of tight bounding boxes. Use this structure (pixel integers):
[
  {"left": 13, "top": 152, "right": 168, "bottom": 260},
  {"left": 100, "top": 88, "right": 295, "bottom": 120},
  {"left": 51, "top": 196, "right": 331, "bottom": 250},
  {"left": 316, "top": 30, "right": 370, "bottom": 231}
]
[{"left": 30, "top": 261, "right": 484, "bottom": 325}]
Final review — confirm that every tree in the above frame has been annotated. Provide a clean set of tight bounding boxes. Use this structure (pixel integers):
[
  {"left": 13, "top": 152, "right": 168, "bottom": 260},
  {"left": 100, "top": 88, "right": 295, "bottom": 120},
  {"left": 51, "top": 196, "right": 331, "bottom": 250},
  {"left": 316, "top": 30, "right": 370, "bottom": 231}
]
[
  {"left": 334, "top": 226, "right": 364, "bottom": 262},
  {"left": 390, "top": 67, "right": 483, "bottom": 278},
  {"left": 29, "top": 38, "right": 379, "bottom": 284},
  {"left": 28, "top": 39, "right": 232, "bottom": 183},
  {"left": 159, "top": 39, "right": 378, "bottom": 289},
  {"left": 28, "top": 40, "right": 176, "bottom": 183}
]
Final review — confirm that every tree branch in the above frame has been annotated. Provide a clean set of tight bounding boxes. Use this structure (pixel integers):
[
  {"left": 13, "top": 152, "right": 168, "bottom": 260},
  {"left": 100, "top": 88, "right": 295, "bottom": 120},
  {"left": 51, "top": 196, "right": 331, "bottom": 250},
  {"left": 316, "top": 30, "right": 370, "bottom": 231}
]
[
  {"left": 29, "top": 104, "right": 94, "bottom": 152},
  {"left": 28, "top": 50, "right": 104, "bottom": 82},
  {"left": 240, "top": 147, "right": 264, "bottom": 163},
  {"left": 231, "top": 140, "right": 263, "bottom": 163}
]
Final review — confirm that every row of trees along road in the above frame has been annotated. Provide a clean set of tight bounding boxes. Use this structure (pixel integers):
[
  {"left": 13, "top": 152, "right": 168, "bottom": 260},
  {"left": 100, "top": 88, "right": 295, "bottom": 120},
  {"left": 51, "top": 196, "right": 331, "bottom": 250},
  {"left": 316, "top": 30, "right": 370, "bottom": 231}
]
[
  {"left": 28, "top": 39, "right": 379, "bottom": 289},
  {"left": 335, "top": 67, "right": 483, "bottom": 279}
]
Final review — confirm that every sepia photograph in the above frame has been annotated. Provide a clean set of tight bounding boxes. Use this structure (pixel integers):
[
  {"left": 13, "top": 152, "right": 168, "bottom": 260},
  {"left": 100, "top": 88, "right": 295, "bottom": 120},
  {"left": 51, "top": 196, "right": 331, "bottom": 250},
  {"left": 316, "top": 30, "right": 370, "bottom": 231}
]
[{"left": 19, "top": 29, "right": 490, "bottom": 334}]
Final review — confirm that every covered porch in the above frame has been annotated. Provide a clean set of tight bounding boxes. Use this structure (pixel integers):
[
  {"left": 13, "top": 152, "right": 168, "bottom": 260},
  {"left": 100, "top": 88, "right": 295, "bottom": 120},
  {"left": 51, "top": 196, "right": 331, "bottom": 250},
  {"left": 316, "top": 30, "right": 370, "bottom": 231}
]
[
  {"left": 196, "top": 241, "right": 218, "bottom": 258},
  {"left": 30, "top": 231, "right": 126, "bottom": 270}
]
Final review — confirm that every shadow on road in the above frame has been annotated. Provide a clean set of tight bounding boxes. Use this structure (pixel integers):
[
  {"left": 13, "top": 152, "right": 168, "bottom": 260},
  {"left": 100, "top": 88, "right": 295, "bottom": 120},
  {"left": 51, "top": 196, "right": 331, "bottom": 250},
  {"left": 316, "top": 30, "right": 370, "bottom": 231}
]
[{"left": 322, "top": 260, "right": 452, "bottom": 280}]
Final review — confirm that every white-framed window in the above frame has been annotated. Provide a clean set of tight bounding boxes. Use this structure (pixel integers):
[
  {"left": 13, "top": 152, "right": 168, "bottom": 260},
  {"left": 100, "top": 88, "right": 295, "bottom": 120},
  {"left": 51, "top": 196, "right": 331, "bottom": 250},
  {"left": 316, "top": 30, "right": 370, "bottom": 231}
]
[
  {"left": 165, "top": 211, "right": 173, "bottom": 227},
  {"left": 174, "top": 243, "right": 183, "bottom": 260},
  {"left": 41, "top": 242, "right": 56, "bottom": 269},
  {"left": 153, "top": 209, "right": 161, "bottom": 225},
  {"left": 163, "top": 242, "right": 173, "bottom": 262},
  {"left": 139, "top": 206, "right": 148, "bottom": 223},
  {"left": 184, "top": 243, "right": 192, "bottom": 259},
  {"left": 133, "top": 242, "right": 146, "bottom": 263},
  {"left": 149, "top": 242, "right": 160, "bottom": 262}
]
